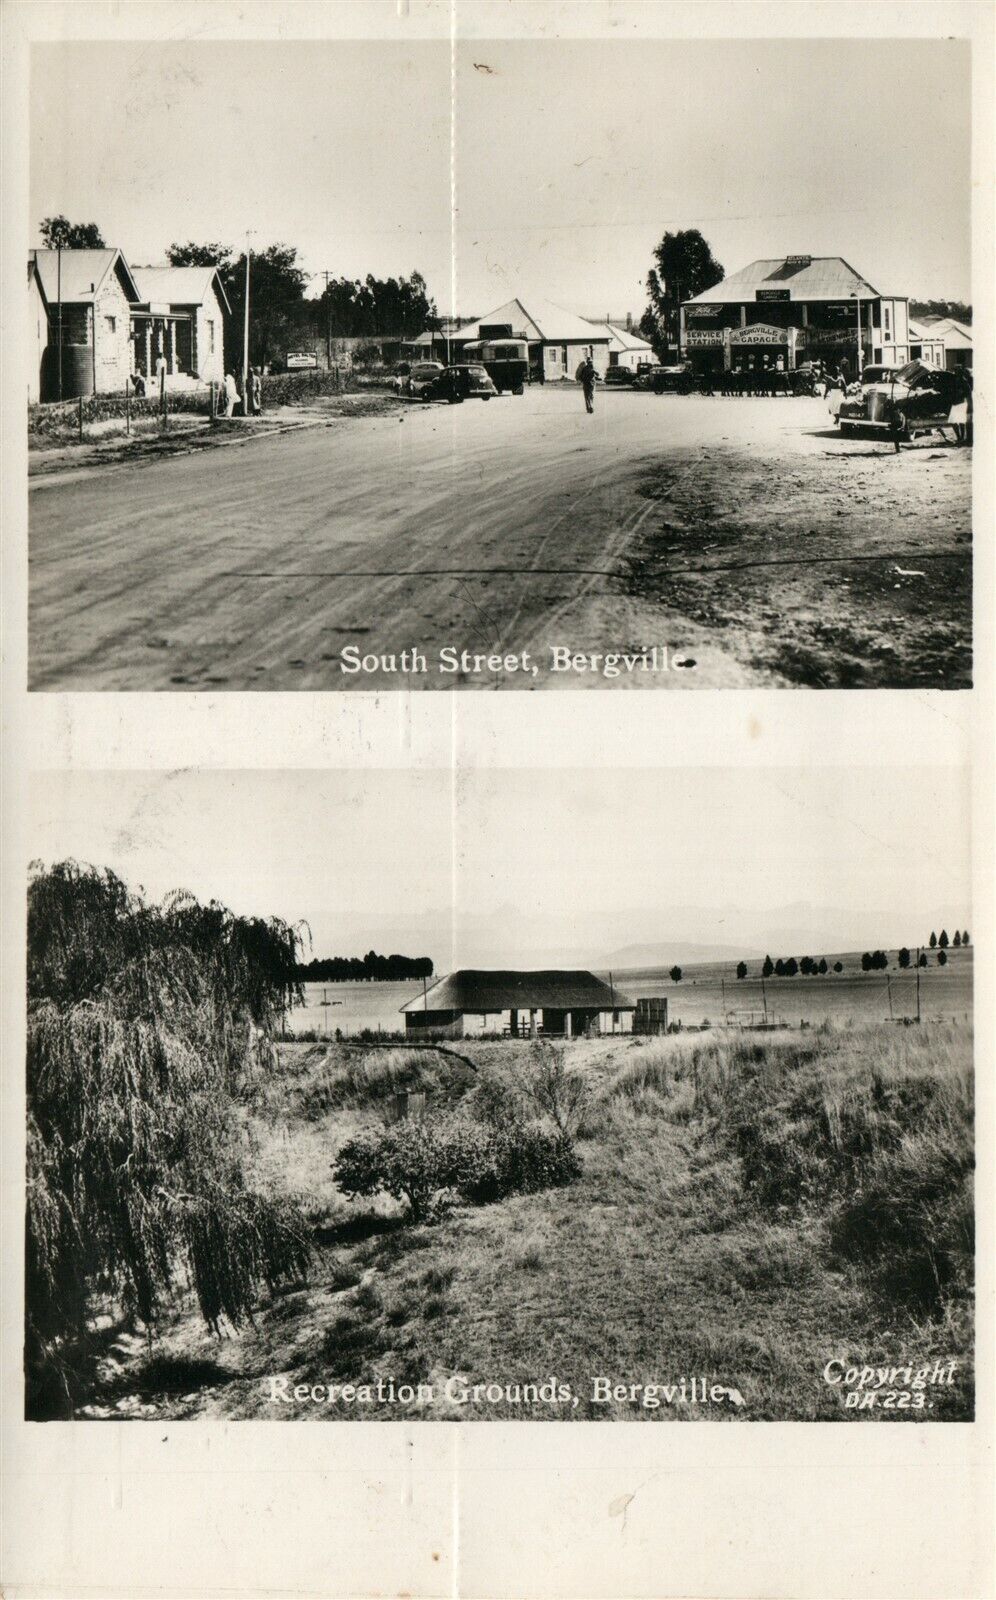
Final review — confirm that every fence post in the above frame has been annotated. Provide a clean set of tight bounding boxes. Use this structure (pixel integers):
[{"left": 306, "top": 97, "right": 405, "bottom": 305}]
[
  {"left": 125, "top": 378, "right": 130, "bottom": 435},
  {"left": 78, "top": 395, "right": 84, "bottom": 442},
  {"left": 210, "top": 379, "right": 216, "bottom": 422},
  {"left": 160, "top": 367, "right": 167, "bottom": 430}
]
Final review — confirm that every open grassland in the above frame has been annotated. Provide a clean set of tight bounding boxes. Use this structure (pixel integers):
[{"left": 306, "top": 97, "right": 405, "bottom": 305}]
[{"left": 77, "top": 1022, "right": 973, "bottom": 1423}]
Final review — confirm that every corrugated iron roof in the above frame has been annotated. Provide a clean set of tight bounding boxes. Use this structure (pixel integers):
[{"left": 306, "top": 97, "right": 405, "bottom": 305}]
[
  {"left": 450, "top": 296, "right": 610, "bottom": 344},
  {"left": 131, "top": 265, "right": 232, "bottom": 316},
  {"left": 685, "top": 256, "right": 882, "bottom": 305},
  {"left": 585, "top": 319, "right": 654, "bottom": 352},
  {"left": 401, "top": 969, "right": 635, "bottom": 1013},
  {"left": 30, "top": 248, "right": 141, "bottom": 304}
]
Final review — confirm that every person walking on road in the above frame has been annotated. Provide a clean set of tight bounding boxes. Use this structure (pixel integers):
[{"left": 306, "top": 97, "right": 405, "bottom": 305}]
[{"left": 577, "top": 355, "right": 596, "bottom": 414}]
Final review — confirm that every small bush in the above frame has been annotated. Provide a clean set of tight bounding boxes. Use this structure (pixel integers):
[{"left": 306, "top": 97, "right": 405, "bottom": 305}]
[{"left": 332, "top": 1112, "right": 581, "bottom": 1221}]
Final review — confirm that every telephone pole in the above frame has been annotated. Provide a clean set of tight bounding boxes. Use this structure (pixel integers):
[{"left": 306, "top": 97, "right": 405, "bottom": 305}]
[{"left": 242, "top": 230, "right": 253, "bottom": 413}]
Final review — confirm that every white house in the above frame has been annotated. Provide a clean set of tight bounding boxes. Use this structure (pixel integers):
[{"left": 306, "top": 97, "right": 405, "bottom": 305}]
[
  {"left": 131, "top": 266, "right": 231, "bottom": 386},
  {"left": 907, "top": 319, "right": 947, "bottom": 368},
  {"left": 585, "top": 319, "right": 658, "bottom": 372},
  {"left": 401, "top": 969, "right": 635, "bottom": 1038},
  {"left": 441, "top": 297, "right": 612, "bottom": 383},
  {"left": 914, "top": 316, "right": 972, "bottom": 371}
]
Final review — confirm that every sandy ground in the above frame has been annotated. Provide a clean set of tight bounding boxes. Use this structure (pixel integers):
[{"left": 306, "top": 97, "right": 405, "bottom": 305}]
[{"left": 28, "top": 387, "right": 971, "bottom": 690}]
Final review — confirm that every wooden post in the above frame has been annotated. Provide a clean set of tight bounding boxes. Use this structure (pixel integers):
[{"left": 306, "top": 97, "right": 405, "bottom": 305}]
[
  {"left": 125, "top": 377, "right": 130, "bottom": 435},
  {"left": 78, "top": 395, "right": 84, "bottom": 441},
  {"left": 160, "top": 366, "right": 167, "bottom": 430}
]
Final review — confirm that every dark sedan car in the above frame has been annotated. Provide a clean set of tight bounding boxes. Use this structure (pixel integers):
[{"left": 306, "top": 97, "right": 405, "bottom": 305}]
[
  {"left": 837, "top": 360, "right": 970, "bottom": 450},
  {"left": 417, "top": 364, "right": 498, "bottom": 403}
]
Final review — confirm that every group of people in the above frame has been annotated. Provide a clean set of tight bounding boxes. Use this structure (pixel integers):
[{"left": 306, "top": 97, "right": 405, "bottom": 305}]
[{"left": 220, "top": 367, "right": 262, "bottom": 418}]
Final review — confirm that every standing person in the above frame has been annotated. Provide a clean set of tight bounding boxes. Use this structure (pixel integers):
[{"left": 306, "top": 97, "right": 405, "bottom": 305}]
[
  {"left": 577, "top": 354, "right": 596, "bottom": 414},
  {"left": 222, "top": 370, "right": 238, "bottom": 418},
  {"left": 250, "top": 366, "right": 262, "bottom": 416}
]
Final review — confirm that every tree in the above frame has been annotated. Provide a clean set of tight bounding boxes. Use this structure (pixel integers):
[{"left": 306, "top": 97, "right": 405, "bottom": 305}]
[
  {"left": 800, "top": 957, "right": 813, "bottom": 976},
  {"left": 762, "top": 954, "right": 774, "bottom": 978},
  {"left": 963, "top": 930, "right": 970, "bottom": 946},
  {"left": 952, "top": 931, "right": 961, "bottom": 947},
  {"left": 861, "top": 952, "right": 873, "bottom": 972},
  {"left": 833, "top": 961, "right": 843, "bottom": 974},
  {"left": 937, "top": 948, "right": 948, "bottom": 967},
  {"left": 641, "top": 229, "right": 724, "bottom": 357},
  {"left": 167, "top": 240, "right": 311, "bottom": 371},
  {"left": 736, "top": 961, "right": 748, "bottom": 981},
  {"left": 818, "top": 958, "right": 828, "bottom": 975},
  {"left": 938, "top": 929, "right": 949, "bottom": 948},
  {"left": 669, "top": 965, "right": 682, "bottom": 982},
  {"left": 783, "top": 957, "right": 798, "bottom": 977},
  {"left": 774, "top": 958, "right": 785, "bottom": 976},
  {"left": 316, "top": 271, "right": 437, "bottom": 341},
  {"left": 929, "top": 931, "right": 937, "bottom": 948},
  {"left": 26, "top": 862, "right": 311, "bottom": 1417},
  {"left": 918, "top": 953, "right": 928, "bottom": 967},
  {"left": 898, "top": 947, "right": 911, "bottom": 969},
  {"left": 167, "top": 241, "right": 235, "bottom": 271},
  {"left": 40, "top": 215, "right": 105, "bottom": 249}
]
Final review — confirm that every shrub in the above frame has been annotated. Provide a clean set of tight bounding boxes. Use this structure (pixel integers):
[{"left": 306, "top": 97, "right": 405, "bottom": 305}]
[{"left": 333, "top": 1112, "right": 580, "bottom": 1220}]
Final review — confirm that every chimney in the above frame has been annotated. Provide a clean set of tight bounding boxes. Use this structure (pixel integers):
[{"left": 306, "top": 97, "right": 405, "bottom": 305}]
[{"left": 626, "top": 311, "right": 633, "bottom": 331}]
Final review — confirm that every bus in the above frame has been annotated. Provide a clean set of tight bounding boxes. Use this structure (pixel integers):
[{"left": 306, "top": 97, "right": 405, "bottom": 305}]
[{"left": 460, "top": 338, "right": 529, "bottom": 394}]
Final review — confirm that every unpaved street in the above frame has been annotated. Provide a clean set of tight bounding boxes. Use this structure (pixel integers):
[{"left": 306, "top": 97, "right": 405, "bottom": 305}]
[{"left": 29, "top": 387, "right": 971, "bottom": 690}]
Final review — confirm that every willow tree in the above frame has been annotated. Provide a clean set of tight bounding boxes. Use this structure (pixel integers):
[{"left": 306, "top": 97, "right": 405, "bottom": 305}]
[{"left": 26, "top": 862, "right": 311, "bottom": 1415}]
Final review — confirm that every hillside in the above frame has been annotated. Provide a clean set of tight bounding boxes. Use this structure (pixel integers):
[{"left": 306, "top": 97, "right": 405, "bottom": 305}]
[{"left": 68, "top": 1017, "right": 974, "bottom": 1424}]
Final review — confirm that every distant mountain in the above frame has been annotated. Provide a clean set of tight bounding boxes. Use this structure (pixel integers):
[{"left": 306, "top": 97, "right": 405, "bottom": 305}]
[{"left": 603, "top": 941, "right": 764, "bottom": 970}]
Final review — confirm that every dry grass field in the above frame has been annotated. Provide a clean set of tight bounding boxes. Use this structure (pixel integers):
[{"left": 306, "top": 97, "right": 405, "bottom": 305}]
[{"left": 72, "top": 1018, "right": 974, "bottom": 1424}]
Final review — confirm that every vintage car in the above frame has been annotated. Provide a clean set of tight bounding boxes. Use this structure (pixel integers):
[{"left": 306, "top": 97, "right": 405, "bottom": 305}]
[
  {"left": 416, "top": 363, "right": 498, "bottom": 403},
  {"left": 404, "top": 360, "right": 446, "bottom": 397},
  {"left": 651, "top": 362, "right": 695, "bottom": 395},
  {"left": 836, "top": 360, "right": 970, "bottom": 449},
  {"left": 603, "top": 365, "right": 638, "bottom": 387},
  {"left": 461, "top": 338, "right": 529, "bottom": 393}
]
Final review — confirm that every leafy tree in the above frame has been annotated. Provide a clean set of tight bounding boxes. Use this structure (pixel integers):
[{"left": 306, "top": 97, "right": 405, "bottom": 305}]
[
  {"left": 316, "top": 271, "right": 437, "bottom": 341},
  {"left": 818, "top": 959, "right": 828, "bottom": 975},
  {"left": 861, "top": 952, "right": 873, "bottom": 972},
  {"left": 800, "top": 956, "right": 813, "bottom": 976},
  {"left": 833, "top": 961, "right": 843, "bottom": 973},
  {"left": 26, "top": 862, "right": 310, "bottom": 1416},
  {"left": 963, "top": 930, "right": 970, "bottom": 946},
  {"left": 40, "top": 215, "right": 105, "bottom": 249},
  {"left": 736, "top": 961, "right": 748, "bottom": 980},
  {"left": 774, "top": 958, "right": 785, "bottom": 976},
  {"left": 762, "top": 954, "right": 774, "bottom": 978},
  {"left": 929, "top": 931, "right": 937, "bottom": 948},
  {"left": 227, "top": 243, "right": 309, "bottom": 370},
  {"left": 937, "top": 948, "right": 948, "bottom": 967},
  {"left": 641, "top": 229, "right": 724, "bottom": 356},
  {"left": 166, "top": 241, "right": 235, "bottom": 271},
  {"left": 938, "top": 929, "right": 949, "bottom": 948},
  {"left": 952, "top": 931, "right": 961, "bottom": 947},
  {"left": 669, "top": 965, "right": 682, "bottom": 982},
  {"left": 898, "top": 947, "right": 911, "bottom": 969},
  {"left": 918, "top": 953, "right": 928, "bottom": 967},
  {"left": 783, "top": 957, "right": 799, "bottom": 977},
  {"left": 909, "top": 299, "right": 971, "bottom": 325}
]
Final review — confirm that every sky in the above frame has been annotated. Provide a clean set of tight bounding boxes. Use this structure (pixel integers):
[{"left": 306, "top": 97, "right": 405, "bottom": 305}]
[
  {"left": 27, "top": 766, "right": 971, "bottom": 965},
  {"left": 30, "top": 37, "right": 972, "bottom": 318}
]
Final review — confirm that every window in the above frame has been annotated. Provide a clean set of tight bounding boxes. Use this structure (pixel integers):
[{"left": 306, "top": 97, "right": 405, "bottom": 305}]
[
  {"left": 207, "top": 320, "right": 216, "bottom": 353},
  {"left": 105, "top": 315, "right": 116, "bottom": 334},
  {"left": 549, "top": 346, "right": 559, "bottom": 364},
  {"left": 613, "top": 1010, "right": 620, "bottom": 1025},
  {"left": 884, "top": 305, "right": 892, "bottom": 341}
]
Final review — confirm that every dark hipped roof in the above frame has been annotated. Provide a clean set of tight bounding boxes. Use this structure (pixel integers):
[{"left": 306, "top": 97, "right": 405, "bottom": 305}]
[
  {"left": 685, "top": 256, "right": 882, "bottom": 305},
  {"left": 402, "top": 969, "right": 635, "bottom": 1013}
]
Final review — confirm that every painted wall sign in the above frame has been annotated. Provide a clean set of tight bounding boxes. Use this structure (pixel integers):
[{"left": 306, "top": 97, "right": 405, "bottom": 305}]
[
  {"left": 685, "top": 329, "right": 725, "bottom": 345},
  {"left": 756, "top": 289, "right": 791, "bottom": 302},
  {"left": 731, "top": 324, "right": 790, "bottom": 345}
]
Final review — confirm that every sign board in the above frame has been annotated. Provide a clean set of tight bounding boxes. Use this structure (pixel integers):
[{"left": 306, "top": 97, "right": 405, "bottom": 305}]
[
  {"left": 801, "top": 327, "right": 854, "bottom": 347},
  {"left": 731, "top": 323, "right": 790, "bottom": 345},
  {"left": 286, "top": 351, "right": 318, "bottom": 369},
  {"left": 686, "top": 329, "right": 725, "bottom": 346},
  {"left": 479, "top": 324, "right": 514, "bottom": 339},
  {"left": 756, "top": 289, "right": 791, "bottom": 302},
  {"left": 785, "top": 254, "right": 812, "bottom": 267},
  {"left": 686, "top": 305, "right": 722, "bottom": 319}
]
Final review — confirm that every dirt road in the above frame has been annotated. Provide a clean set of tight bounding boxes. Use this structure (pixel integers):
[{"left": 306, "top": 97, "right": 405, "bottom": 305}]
[{"left": 29, "top": 387, "right": 971, "bottom": 690}]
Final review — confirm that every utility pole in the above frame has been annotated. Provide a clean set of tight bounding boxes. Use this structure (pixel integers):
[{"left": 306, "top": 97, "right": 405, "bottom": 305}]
[
  {"left": 57, "top": 244, "right": 63, "bottom": 401},
  {"left": 242, "top": 230, "right": 253, "bottom": 415},
  {"left": 323, "top": 269, "right": 332, "bottom": 368},
  {"left": 916, "top": 947, "right": 921, "bottom": 1024}
]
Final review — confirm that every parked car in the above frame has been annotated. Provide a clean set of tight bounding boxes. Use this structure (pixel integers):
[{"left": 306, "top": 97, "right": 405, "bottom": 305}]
[
  {"left": 836, "top": 360, "right": 969, "bottom": 450},
  {"left": 604, "top": 366, "right": 637, "bottom": 387},
  {"left": 416, "top": 364, "right": 498, "bottom": 403},
  {"left": 461, "top": 338, "right": 529, "bottom": 393},
  {"left": 405, "top": 360, "right": 446, "bottom": 398},
  {"left": 652, "top": 363, "right": 695, "bottom": 395}
]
